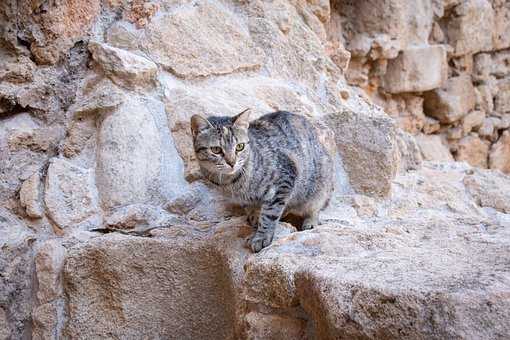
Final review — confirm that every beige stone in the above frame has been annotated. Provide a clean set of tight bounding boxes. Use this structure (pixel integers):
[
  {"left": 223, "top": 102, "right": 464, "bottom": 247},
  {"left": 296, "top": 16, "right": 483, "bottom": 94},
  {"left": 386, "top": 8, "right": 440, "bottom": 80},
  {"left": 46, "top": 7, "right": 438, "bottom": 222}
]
[
  {"left": 489, "top": 130, "right": 510, "bottom": 174},
  {"left": 96, "top": 96, "right": 187, "bottom": 210},
  {"left": 415, "top": 134, "right": 454, "bottom": 162},
  {"left": 424, "top": 75, "right": 476, "bottom": 123},
  {"left": 35, "top": 240, "right": 66, "bottom": 304},
  {"left": 492, "top": 1, "right": 510, "bottom": 50},
  {"left": 245, "top": 312, "right": 306, "bottom": 340},
  {"left": 478, "top": 118, "right": 496, "bottom": 139},
  {"left": 44, "top": 158, "right": 101, "bottom": 229},
  {"left": 143, "top": 1, "right": 263, "bottom": 78},
  {"left": 63, "top": 233, "right": 241, "bottom": 340},
  {"left": 383, "top": 45, "right": 447, "bottom": 93},
  {"left": 89, "top": 41, "right": 158, "bottom": 89},
  {"left": 464, "top": 168, "right": 510, "bottom": 212},
  {"left": 19, "top": 170, "right": 44, "bottom": 218},
  {"left": 475, "top": 84, "right": 494, "bottom": 113},
  {"left": 447, "top": 0, "right": 494, "bottom": 56},
  {"left": 455, "top": 135, "right": 490, "bottom": 168},
  {"left": 462, "top": 110, "right": 485, "bottom": 134},
  {"left": 495, "top": 79, "right": 510, "bottom": 114},
  {"left": 326, "top": 108, "right": 399, "bottom": 197}
]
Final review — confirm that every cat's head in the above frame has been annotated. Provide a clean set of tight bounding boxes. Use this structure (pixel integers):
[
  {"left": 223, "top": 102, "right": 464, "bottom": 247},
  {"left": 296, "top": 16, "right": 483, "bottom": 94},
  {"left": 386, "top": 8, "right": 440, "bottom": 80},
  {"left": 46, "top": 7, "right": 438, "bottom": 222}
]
[{"left": 190, "top": 109, "right": 251, "bottom": 177}]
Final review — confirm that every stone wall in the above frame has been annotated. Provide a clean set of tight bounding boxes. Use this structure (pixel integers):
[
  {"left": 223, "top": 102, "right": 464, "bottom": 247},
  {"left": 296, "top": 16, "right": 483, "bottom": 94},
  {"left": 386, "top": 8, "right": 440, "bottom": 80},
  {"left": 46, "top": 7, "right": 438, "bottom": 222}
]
[
  {"left": 330, "top": 0, "right": 510, "bottom": 173},
  {"left": 1, "top": 1, "right": 509, "bottom": 339}
]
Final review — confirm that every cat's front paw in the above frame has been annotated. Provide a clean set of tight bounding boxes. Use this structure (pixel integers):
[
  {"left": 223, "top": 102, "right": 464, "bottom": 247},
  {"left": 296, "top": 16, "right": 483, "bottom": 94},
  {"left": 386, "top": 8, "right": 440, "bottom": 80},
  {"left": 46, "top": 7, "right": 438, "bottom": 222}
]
[{"left": 247, "top": 231, "right": 273, "bottom": 253}]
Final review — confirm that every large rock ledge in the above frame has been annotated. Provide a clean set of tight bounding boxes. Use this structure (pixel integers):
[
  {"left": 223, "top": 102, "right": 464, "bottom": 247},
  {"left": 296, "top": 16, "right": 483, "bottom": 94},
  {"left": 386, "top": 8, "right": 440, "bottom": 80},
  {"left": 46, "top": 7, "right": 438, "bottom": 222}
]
[{"left": 59, "top": 163, "right": 510, "bottom": 339}]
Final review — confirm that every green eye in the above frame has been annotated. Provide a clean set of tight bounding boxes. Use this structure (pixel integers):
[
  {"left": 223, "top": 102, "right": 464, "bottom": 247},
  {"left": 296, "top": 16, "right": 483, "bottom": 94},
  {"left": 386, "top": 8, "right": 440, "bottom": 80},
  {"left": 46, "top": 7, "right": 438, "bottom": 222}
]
[
  {"left": 210, "top": 146, "right": 222, "bottom": 154},
  {"left": 236, "top": 143, "right": 245, "bottom": 152}
]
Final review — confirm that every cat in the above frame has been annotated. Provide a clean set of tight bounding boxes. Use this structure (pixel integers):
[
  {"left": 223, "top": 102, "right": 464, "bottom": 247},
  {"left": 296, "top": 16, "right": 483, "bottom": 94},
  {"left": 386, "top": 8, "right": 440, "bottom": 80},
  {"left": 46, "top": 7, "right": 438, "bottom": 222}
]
[{"left": 190, "top": 109, "right": 335, "bottom": 252}]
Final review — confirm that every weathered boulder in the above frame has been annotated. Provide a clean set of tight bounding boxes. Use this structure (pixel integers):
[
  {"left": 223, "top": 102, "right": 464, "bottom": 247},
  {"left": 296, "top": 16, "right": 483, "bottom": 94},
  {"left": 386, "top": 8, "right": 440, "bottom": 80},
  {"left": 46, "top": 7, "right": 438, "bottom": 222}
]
[
  {"left": 326, "top": 107, "right": 399, "bottom": 197},
  {"left": 461, "top": 110, "right": 485, "bottom": 134},
  {"left": 32, "top": 239, "right": 66, "bottom": 340},
  {"left": 455, "top": 134, "right": 490, "bottom": 168},
  {"left": 424, "top": 75, "right": 476, "bottom": 123},
  {"left": 383, "top": 45, "right": 448, "bottom": 93},
  {"left": 44, "top": 158, "right": 101, "bottom": 230},
  {"left": 489, "top": 130, "right": 510, "bottom": 174},
  {"left": 19, "top": 170, "right": 44, "bottom": 219},
  {"left": 447, "top": 0, "right": 494, "bottom": 56},
  {"left": 495, "top": 79, "right": 510, "bottom": 114},
  {"left": 0, "top": 208, "right": 35, "bottom": 340},
  {"left": 415, "top": 134, "right": 454, "bottom": 162},
  {"left": 88, "top": 42, "right": 158, "bottom": 90},
  {"left": 142, "top": 1, "right": 264, "bottom": 78},
  {"left": 96, "top": 96, "right": 187, "bottom": 210},
  {"left": 63, "top": 232, "right": 242, "bottom": 340},
  {"left": 10, "top": 0, "right": 100, "bottom": 64}
]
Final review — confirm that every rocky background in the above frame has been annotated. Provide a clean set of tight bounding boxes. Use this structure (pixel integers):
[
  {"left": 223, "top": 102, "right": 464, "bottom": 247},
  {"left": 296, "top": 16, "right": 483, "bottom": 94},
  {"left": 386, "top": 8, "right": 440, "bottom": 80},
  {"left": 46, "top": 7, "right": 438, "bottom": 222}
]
[
  {"left": 336, "top": 0, "right": 510, "bottom": 172},
  {"left": 0, "top": 0, "right": 509, "bottom": 339}
]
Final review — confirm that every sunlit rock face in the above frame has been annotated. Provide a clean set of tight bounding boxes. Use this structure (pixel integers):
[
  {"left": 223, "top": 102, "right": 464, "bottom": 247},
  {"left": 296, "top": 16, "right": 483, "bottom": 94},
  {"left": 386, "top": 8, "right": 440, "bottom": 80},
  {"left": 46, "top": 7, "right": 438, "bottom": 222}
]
[{"left": 0, "top": 1, "right": 509, "bottom": 339}]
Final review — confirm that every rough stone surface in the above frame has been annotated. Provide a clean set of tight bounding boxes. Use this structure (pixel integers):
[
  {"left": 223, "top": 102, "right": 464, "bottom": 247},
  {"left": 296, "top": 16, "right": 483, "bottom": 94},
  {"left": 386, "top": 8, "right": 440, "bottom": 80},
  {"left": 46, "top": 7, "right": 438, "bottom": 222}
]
[
  {"left": 96, "top": 96, "right": 186, "bottom": 210},
  {"left": 2, "top": 1, "right": 510, "bottom": 338},
  {"left": 383, "top": 45, "right": 447, "bottom": 93},
  {"left": 63, "top": 233, "right": 240, "bottom": 340},
  {"left": 489, "top": 130, "right": 510, "bottom": 174},
  {"left": 89, "top": 41, "right": 158, "bottom": 89},
  {"left": 0, "top": 208, "right": 35, "bottom": 340},
  {"left": 44, "top": 158, "right": 101, "bottom": 230},
  {"left": 455, "top": 135, "right": 490, "bottom": 168},
  {"left": 447, "top": 0, "right": 494, "bottom": 56},
  {"left": 424, "top": 75, "right": 476, "bottom": 123},
  {"left": 141, "top": 1, "right": 264, "bottom": 78},
  {"left": 326, "top": 108, "right": 399, "bottom": 197},
  {"left": 19, "top": 170, "right": 44, "bottom": 218},
  {"left": 416, "top": 134, "right": 455, "bottom": 162}
]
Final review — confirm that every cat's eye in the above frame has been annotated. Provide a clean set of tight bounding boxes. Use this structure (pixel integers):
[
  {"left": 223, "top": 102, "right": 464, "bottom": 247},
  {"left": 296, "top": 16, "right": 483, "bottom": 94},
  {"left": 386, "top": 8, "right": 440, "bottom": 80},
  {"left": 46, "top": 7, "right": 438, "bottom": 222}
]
[
  {"left": 236, "top": 143, "right": 245, "bottom": 152},
  {"left": 210, "top": 146, "right": 222, "bottom": 154}
]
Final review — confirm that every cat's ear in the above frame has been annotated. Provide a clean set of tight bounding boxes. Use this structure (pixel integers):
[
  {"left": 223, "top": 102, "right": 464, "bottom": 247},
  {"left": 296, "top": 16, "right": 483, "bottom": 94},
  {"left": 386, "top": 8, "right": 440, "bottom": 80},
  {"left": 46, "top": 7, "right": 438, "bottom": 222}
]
[
  {"left": 232, "top": 108, "right": 251, "bottom": 130},
  {"left": 190, "top": 114, "right": 212, "bottom": 137}
]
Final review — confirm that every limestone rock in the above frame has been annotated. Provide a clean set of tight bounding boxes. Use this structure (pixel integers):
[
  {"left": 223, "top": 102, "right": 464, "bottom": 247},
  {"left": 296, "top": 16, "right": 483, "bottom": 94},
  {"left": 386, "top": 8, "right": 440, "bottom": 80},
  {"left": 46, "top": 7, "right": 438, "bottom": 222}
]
[
  {"left": 19, "top": 170, "right": 44, "bottom": 218},
  {"left": 489, "top": 130, "right": 510, "bottom": 174},
  {"left": 34, "top": 240, "right": 66, "bottom": 304},
  {"left": 495, "top": 79, "right": 510, "bottom": 114},
  {"left": 464, "top": 168, "right": 510, "bottom": 213},
  {"left": 244, "top": 312, "right": 306, "bottom": 340},
  {"left": 462, "top": 110, "right": 485, "bottom": 134},
  {"left": 455, "top": 135, "right": 490, "bottom": 168},
  {"left": 326, "top": 108, "right": 399, "bottom": 197},
  {"left": 447, "top": 0, "right": 494, "bottom": 56},
  {"left": 0, "top": 208, "right": 35, "bottom": 340},
  {"left": 88, "top": 42, "right": 158, "bottom": 89},
  {"left": 383, "top": 45, "right": 447, "bottom": 93},
  {"left": 492, "top": 1, "right": 510, "bottom": 50},
  {"left": 143, "top": 1, "right": 263, "bottom": 78},
  {"left": 44, "top": 158, "right": 101, "bottom": 230},
  {"left": 63, "top": 233, "right": 240, "bottom": 340},
  {"left": 424, "top": 75, "right": 476, "bottom": 123},
  {"left": 96, "top": 96, "right": 187, "bottom": 210},
  {"left": 415, "top": 134, "right": 454, "bottom": 162},
  {"left": 13, "top": 0, "right": 100, "bottom": 64},
  {"left": 105, "top": 204, "right": 183, "bottom": 231}
]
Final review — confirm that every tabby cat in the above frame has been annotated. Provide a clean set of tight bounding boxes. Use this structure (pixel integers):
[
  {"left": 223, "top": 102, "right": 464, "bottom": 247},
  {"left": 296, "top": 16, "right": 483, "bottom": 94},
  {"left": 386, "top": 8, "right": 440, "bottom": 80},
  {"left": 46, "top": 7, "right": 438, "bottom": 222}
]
[{"left": 191, "top": 110, "right": 334, "bottom": 252}]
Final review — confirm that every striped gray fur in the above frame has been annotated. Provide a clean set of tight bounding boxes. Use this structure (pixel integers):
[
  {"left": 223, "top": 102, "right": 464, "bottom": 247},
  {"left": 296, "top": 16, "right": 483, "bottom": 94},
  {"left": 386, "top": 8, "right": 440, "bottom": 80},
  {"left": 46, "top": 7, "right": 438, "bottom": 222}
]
[{"left": 191, "top": 110, "right": 334, "bottom": 252}]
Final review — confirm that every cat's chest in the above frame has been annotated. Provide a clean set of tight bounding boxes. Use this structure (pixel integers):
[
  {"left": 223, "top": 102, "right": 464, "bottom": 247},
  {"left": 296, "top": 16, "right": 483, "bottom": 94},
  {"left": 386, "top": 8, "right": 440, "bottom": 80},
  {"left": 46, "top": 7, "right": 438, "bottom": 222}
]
[{"left": 221, "top": 181, "right": 259, "bottom": 205}]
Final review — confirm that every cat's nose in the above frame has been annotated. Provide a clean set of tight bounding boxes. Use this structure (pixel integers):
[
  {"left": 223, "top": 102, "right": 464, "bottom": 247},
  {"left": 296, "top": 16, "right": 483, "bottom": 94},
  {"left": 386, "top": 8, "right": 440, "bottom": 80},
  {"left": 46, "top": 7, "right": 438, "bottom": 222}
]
[
  {"left": 225, "top": 155, "right": 235, "bottom": 168},
  {"left": 225, "top": 158, "right": 235, "bottom": 168}
]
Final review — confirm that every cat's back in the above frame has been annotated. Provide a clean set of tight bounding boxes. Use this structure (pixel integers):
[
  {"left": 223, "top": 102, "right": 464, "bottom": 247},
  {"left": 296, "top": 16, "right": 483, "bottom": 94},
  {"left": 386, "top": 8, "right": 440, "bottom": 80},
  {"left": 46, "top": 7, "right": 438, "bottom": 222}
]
[{"left": 249, "top": 111, "right": 314, "bottom": 144}]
